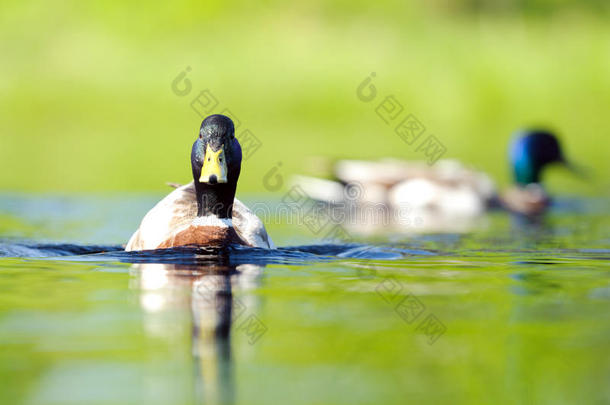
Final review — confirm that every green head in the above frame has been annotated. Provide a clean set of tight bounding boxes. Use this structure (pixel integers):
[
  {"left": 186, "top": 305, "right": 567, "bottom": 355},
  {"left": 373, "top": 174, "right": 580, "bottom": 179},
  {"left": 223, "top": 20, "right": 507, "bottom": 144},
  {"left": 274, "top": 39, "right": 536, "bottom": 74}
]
[{"left": 509, "top": 129, "right": 566, "bottom": 186}]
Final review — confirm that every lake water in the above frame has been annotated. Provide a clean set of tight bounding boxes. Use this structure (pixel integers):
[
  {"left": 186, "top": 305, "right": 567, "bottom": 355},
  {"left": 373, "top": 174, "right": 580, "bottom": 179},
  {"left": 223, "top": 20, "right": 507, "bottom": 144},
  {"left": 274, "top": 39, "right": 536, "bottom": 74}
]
[{"left": 0, "top": 193, "right": 609, "bottom": 405}]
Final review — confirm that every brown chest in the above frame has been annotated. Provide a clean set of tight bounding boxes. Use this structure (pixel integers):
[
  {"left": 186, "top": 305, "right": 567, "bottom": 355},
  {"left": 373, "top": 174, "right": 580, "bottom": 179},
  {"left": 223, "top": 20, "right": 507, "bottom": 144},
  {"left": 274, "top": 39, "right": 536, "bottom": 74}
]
[{"left": 156, "top": 225, "right": 246, "bottom": 249}]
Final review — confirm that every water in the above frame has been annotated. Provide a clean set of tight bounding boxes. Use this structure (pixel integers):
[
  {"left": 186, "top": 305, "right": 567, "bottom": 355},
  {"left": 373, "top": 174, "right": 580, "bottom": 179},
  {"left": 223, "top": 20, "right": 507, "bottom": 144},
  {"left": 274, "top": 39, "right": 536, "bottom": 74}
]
[{"left": 0, "top": 193, "right": 609, "bottom": 405}]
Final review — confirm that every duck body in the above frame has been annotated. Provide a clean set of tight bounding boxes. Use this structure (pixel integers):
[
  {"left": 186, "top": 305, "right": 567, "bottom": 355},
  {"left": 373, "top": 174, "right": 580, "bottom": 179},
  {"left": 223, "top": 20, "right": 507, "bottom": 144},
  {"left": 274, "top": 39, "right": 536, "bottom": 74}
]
[
  {"left": 125, "top": 182, "right": 274, "bottom": 251},
  {"left": 126, "top": 114, "right": 274, "bottom": 251},
  {"left": 294, "top": 159, "right": 496, "bottom": 233},
  {"left": 298, "top": 159, "right": 496, "bottom": 210}
]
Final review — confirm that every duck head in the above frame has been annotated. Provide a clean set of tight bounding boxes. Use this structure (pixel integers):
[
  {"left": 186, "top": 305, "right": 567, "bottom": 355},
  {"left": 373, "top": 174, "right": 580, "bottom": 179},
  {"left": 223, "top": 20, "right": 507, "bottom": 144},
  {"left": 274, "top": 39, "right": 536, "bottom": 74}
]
[
  {"left": 191, "top": 115, "right": 242, "bottom": 218},
  {"left": 510, "top": 129, "right": 566, "bottom": 186}
]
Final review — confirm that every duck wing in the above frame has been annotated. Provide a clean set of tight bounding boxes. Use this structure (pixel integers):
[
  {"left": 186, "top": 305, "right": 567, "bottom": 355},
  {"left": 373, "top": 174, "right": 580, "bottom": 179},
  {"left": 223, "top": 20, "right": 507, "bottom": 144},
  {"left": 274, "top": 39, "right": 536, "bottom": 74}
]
[
  {"left": 232, "top": 199, "right": 275, "bottom": 249},
  {"left": 125, "top": 183, "right": 198, "bottom": 251}
]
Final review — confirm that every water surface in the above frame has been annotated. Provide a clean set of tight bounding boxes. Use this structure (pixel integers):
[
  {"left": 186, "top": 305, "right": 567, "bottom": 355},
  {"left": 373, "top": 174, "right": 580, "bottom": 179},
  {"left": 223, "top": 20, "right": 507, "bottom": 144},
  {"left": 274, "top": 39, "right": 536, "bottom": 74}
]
[{"left": 0, "top": 194, "right": 609, "bottom": 405}]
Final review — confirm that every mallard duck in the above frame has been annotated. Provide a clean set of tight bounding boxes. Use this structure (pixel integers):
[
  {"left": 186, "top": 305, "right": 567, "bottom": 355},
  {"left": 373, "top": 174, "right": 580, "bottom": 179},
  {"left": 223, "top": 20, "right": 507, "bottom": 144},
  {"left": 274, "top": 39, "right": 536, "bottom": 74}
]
[
  {"left": 500, "top": 129, "right": 571, "bottom": 216},
  {"left": 126, "top": 115, "right": 274, "bottom": 251},
  {"left": 292, "top": 129, "right": 573, "bottom": 232}
]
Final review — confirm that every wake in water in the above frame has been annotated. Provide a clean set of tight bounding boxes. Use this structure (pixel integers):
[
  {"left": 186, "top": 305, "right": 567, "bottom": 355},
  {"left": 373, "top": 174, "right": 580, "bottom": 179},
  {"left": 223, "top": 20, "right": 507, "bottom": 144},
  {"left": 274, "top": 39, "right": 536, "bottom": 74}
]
[
  {"left": 0, "top": 240, "right": 436, "bottom": 266},
  {"left": 0, "top": 241, "right": 124, "bottom": 258}
]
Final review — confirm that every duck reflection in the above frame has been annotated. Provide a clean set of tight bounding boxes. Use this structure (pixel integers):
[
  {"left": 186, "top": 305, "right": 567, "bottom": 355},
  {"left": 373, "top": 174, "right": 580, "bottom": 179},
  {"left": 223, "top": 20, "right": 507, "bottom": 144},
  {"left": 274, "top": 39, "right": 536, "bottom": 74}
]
[
  {"left": 130, "top": 261, "right": 264, "bottom": 405},
  {"left": 507, "top": 211, "right": 557, "bottom": 245}
]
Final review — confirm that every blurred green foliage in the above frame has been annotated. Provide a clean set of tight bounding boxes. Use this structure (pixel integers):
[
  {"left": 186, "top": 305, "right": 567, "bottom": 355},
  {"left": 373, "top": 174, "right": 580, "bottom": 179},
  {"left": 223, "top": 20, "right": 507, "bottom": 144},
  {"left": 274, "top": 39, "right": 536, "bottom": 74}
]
[{"left": 0, "top": 0, "right": 608, "bottom": 195}]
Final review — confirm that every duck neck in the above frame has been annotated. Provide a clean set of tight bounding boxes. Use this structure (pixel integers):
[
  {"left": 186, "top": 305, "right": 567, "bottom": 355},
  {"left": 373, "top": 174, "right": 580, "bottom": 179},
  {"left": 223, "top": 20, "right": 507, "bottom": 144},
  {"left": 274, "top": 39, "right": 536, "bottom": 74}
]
[
  {"left": 194, "top": 182, "right": 237, "bottom": 219},
  {"left": 513, "top": 158, "right": 541, "bottom": 187}
]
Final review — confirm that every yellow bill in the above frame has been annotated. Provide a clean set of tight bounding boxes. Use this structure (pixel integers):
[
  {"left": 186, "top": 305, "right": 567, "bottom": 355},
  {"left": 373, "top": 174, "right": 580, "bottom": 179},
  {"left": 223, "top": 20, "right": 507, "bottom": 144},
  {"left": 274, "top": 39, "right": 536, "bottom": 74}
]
[{"left": 199, "top": 144, "right": 228, "bottom": 184}]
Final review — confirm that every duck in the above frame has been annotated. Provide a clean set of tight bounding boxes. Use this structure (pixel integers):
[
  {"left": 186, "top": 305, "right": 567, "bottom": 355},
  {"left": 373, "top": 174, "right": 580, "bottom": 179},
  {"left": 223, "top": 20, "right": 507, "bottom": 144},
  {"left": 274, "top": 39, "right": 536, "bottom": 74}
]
[
  {"left": 125, "top": 115, "right": 274, "bottom": 251},
  {"left": 292, "top": 129, "right": 573, "bottom": 233}
]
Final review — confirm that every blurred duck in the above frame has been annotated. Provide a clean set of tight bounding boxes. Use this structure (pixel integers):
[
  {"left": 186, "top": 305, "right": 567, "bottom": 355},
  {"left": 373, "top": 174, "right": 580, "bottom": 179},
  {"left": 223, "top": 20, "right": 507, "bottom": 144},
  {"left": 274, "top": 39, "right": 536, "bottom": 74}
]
[
  {"left": 126, "top": 115, "right": 274, "bottom": 251},
  {"left": 293, "top": 129, "right": 572, "bottom": 233}
]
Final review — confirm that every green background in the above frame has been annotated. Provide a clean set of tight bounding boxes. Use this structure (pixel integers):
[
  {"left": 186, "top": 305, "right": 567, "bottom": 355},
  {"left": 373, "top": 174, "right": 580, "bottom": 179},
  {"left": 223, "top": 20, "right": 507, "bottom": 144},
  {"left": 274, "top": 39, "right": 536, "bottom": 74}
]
[{"left": 1, "top": 0, "right": 608, "bottom": 195}]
